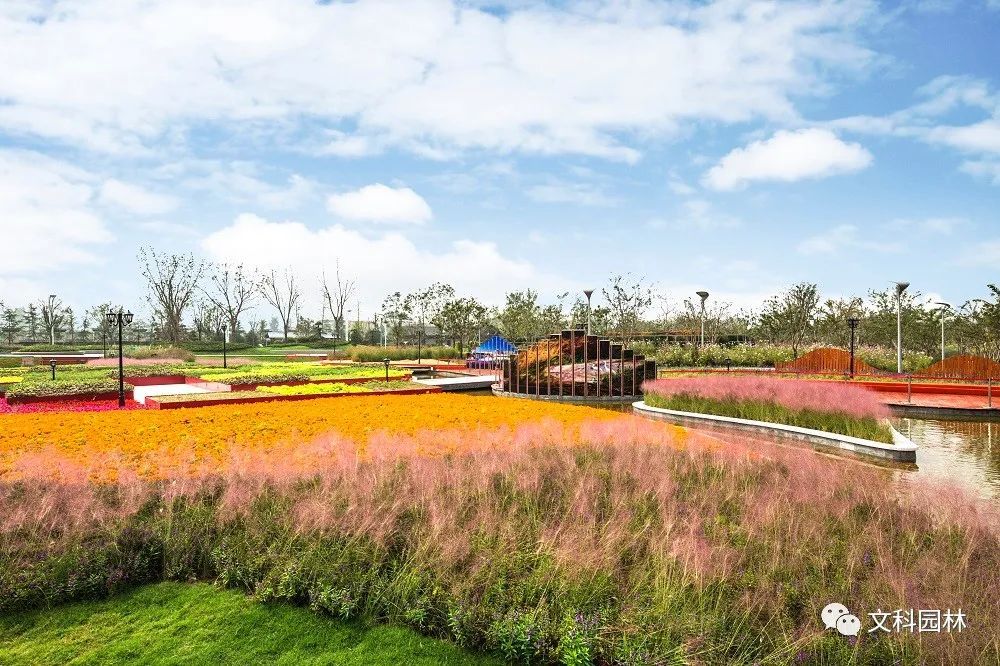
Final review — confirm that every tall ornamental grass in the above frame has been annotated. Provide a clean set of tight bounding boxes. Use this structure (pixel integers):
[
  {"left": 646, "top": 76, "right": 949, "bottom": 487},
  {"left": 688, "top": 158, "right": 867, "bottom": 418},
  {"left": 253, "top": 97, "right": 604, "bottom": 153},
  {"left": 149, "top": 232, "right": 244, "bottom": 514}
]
[
  {"left": 644, "top": 376, "right": 893, "bottom": 443},
  {"left": 2, "top": 418, "right": 996, "bottom": 664}
]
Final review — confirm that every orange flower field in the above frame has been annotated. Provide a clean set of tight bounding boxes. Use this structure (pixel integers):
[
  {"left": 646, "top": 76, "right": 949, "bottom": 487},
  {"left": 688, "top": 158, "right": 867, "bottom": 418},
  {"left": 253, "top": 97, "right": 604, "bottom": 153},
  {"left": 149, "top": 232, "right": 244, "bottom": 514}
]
[{"left": 0, "top": 393, "right": 702, "bottom": 481}]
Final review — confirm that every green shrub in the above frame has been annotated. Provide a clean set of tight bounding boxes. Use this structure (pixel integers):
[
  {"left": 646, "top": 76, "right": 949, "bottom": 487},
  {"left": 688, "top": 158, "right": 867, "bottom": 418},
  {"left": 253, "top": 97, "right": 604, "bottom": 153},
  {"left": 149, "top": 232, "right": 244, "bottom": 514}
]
[
  {"left": 0, "top": 358, "right": 21, "bottom": 369},
  {"left": 127, "top": 346, "right": 196, "bottom": 362},
  {"left": 180, "top": 341, "right": 256, "bottom": 353},
  {"left": 348, "top": 345, "right": 463, "bottom": 362},
  {"left": 5, "top": 378, "right": 133, "bottom": 399}
]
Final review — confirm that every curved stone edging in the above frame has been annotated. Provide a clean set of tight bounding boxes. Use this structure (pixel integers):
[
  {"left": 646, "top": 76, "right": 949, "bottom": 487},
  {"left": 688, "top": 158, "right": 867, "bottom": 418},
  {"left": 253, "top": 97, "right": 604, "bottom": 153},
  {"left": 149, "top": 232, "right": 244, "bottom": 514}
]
[
  {"left": 492, "top": 386, "right": 642, "bottom": 403},
  {"left": 632, "top": 401, "right": 917, "bottom": 463}
]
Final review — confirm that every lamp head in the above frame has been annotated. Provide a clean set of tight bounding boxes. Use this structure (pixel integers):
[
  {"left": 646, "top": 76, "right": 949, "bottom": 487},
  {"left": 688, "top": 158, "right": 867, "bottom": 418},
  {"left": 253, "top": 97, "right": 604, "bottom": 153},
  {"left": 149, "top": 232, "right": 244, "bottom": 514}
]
[
  {"left": 123, "top": 311, "right": 134, "bottom": 326},
  {"left": 847, "top": 317, "right": 860, "bottom": 328},
  {"left": 583, "top": 289, "right": 594, "bottom": 300},
  {"left": 696, "top": 290, "right": 709, "bottom": 302},
  {"left": 106, "top": 311, "right": 116, "bottom": 326},
  {"left": 894, "top": 281, "right": 910, "bottom": 296},
  {"left": 935, "top": 301, "right": 952, "bottom": 310}
]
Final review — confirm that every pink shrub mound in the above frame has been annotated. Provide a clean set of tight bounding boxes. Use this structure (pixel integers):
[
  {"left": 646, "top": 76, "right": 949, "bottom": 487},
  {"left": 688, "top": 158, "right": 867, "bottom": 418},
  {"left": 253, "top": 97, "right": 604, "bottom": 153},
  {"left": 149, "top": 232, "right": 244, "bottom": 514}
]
[{"left": 644, "top": 375, "right": 889, "bottom": 419}]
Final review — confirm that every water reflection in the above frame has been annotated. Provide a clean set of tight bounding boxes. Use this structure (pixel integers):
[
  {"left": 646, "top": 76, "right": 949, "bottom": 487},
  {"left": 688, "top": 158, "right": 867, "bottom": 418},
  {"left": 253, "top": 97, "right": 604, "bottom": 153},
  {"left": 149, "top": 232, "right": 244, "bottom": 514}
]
[{"left": 896, "top": 418, "right": 1000, "bottom": 500}]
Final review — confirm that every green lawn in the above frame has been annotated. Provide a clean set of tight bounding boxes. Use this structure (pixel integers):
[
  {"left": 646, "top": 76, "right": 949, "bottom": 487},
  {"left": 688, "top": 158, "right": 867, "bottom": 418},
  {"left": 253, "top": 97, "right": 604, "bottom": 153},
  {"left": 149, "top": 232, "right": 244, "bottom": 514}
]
[{"left": 0, "top": 583, "right": 499, "bottom": 666}]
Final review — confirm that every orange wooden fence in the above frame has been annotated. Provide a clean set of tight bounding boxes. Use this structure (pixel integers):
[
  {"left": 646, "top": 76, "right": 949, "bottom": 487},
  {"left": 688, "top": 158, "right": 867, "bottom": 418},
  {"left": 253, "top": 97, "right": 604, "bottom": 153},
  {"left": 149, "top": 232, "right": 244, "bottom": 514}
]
[
  {"left": 774, "top": 347, "right": 882, "bottom": 375},
  {"left": 920, "top": 354, "right": 1000, "bottom": 380}
]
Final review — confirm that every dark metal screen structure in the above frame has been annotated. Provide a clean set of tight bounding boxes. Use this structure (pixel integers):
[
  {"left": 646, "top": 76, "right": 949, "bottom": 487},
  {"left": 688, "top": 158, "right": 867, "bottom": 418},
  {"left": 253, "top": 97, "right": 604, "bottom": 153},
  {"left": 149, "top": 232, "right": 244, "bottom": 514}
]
[{"left": 499, "top": 329, "right": 656, "bottom": 398}]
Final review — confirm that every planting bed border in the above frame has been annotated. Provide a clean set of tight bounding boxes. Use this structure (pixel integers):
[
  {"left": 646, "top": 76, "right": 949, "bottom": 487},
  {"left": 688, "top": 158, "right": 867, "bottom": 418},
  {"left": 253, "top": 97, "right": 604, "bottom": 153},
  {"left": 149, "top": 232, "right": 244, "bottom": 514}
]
[
  {"left": 147, "top": 385, "right": 441, "bottom": 410},
  {"left": 492, "top": 387, "right": 642, "bottom": 403},
  {"left": 6, "top": 390, "right": 135, "bottom": 405},
  {"left": 632, "top": 401, "right": 917, "bottom": 463}
]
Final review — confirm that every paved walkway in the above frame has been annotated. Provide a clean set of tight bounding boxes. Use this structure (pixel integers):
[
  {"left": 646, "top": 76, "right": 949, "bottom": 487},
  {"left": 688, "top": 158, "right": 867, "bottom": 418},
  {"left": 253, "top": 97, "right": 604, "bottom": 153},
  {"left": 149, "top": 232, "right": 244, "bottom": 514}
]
[
  {"left": 133, "top": 383, "right": 212, "bottom": 405},
  {"left": 879, "top": 391, "right": 999, "bottom": 412}
]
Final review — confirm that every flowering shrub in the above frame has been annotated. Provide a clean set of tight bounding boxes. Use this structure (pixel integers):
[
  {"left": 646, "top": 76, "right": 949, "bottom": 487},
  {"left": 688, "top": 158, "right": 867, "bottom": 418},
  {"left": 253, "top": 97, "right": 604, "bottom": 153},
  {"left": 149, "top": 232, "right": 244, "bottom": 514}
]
[
  {"left": 0, "top": 396, "right": 148, "bottom": 413},
  {"left": 0, "top": 394, "right": 619, "bottom": 480}
]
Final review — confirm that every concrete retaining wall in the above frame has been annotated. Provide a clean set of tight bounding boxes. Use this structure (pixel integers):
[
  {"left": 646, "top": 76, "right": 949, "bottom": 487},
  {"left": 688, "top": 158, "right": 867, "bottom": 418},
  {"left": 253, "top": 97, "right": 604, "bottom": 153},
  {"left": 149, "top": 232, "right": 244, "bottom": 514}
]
[{"left": 632, "top": 401, "right": 917, "bottom": 463}]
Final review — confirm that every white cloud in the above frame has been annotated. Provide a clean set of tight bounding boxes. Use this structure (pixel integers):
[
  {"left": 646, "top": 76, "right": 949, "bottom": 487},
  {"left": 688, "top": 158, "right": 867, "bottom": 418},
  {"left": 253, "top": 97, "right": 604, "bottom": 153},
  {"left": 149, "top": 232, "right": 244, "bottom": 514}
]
[
  {"left": 0, "top": 0, "right": 877, "bottom": 160},
  {"left": 200, "top": 213, "right": 574, "bottom": 311},
  {"left": 169, "top": 161, "right": 316, "bottom": 209},
  {"left": 925, "top": 120, "right": 1000, "bottom": 154},
  {"left": 887, "top": 217, "right": 965, "bottom": 234},
  {"left": 526, "top": 181, "right": 614, "bottom": 207},
  {"left": 99, "top": 179, "right": 178, "bottom": 215},
  {"left": 797, "top": 224, "right": 901, "bottom": 255},
  {"left": 0, "top": 150, "right": 113, "bottom": 276},
  {"left": 961, "top": 159, "right": 1000, "bottom": 184},
  {"left": 668, "top": 179, "right": 696, "bottom": 196},
  {"left": 326, "top": 183, "right": 432, "bottom": 224},
  {"left": 704, "top": 129, "right": 873, "bottom": 191},
  {"left": 958, "top": 239, "right": 1000, "bottom": 267},
  {"left": 647, "top": 199, "right": 740, "bottom": 231}
]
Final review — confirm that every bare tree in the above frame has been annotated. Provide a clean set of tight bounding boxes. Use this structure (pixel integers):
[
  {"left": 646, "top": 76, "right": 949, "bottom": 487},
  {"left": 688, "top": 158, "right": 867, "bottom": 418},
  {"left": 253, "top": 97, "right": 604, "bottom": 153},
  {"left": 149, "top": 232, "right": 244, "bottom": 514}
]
[
  {"left": 138, "top": 248, "right": 205, "bottom": 344},
  {"left": 203, "top": 263, "right": 258, "bottom": 339},
  {"left": 321, "top": 262, "right": 356, "bottom": 341},
  {"left": 261, "top": 268, "right": 300, "bottom": 341},
  {"left": 40, "top": 294, "right": 65, "bottom": 345},
  {"left": 602, "top": 274, "right": 653, "bottom": 343}
]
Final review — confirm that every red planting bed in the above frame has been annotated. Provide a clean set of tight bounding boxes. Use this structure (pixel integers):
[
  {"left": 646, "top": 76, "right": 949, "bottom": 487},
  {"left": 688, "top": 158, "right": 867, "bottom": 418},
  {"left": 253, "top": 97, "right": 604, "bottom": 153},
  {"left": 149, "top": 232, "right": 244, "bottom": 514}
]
[
  {"left": 0, "top": 396, "right": 147, "bottom": 413},
  {"left": 5, "top": 390, "right": 135, "bottom": 406}
]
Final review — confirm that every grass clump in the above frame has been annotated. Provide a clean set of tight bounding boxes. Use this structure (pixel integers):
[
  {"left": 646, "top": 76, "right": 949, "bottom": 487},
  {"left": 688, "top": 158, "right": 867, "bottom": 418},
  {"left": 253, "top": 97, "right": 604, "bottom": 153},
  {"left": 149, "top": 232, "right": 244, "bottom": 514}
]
[{"left": 644, "top": 375, "right": 895, "bottom": 443}]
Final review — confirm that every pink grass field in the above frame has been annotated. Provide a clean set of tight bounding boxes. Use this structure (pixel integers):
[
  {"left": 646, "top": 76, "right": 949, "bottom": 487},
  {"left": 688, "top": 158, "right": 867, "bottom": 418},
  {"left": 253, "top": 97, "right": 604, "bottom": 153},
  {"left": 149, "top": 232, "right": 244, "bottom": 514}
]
[
  {"left": 3, "top": 416, "right": 998, "bottom": 662},
  {"left": 644, "top": 375, "right": 890, "bottom": 419}
]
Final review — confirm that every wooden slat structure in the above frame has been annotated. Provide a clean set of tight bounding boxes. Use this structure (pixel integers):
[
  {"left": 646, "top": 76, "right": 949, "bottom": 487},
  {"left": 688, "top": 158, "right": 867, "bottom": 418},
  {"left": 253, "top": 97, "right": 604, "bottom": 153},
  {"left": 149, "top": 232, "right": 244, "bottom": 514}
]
[
  {"left": 920, "top": 355, "right": 1000, "bottom": 380},
  {"left": 774, "top": 348, "right": 882, "bottom": 376},
  {"left": 501, "top": 329, "right": 654, "bottom": 397}
]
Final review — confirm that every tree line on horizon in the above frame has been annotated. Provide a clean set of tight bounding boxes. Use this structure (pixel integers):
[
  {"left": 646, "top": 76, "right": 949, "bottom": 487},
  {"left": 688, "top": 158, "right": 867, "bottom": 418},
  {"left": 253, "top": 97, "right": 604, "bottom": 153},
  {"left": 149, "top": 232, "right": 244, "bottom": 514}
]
[{"left": 2, "top": 248, "right": 999, "bottom": 359}]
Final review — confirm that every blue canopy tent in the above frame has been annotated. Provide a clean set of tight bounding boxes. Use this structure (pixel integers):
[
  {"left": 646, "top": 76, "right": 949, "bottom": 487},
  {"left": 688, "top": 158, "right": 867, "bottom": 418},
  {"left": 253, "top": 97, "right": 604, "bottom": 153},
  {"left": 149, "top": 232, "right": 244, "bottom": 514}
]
[{"left": 467, "top": 335, "right": 516, "bottom": 368}]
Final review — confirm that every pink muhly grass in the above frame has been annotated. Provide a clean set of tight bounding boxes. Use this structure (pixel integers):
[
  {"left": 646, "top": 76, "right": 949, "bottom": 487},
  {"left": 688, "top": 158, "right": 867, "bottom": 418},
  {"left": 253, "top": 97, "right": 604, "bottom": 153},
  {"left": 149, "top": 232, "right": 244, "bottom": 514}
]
[{"left": 644, "top": 375, "right": 890, "bottom": 419}]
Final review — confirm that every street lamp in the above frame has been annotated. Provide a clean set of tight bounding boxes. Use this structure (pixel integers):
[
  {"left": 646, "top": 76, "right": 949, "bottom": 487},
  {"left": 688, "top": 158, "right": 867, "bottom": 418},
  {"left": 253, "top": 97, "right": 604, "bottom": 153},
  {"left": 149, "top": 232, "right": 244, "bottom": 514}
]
[
  {"left": 935, "top": 302, "right": 952, "bottom": 363},
  {"left": 583, "top": 289, "right": 594, "bottom": 336},
  {"left": 383, "top": 357, "right": 390, "bottom": 381},
  {"left": 893, "top": 281, "right": 909, "bottom": 374},
  {"left": 696, "top": 291, "right": 709, "bottom": 346},
  {"left": 105, "top": 308, "right": 133, "bottom": 407},
  {"left": 847, "top": 317, "right": 860, "bottom": 378}
]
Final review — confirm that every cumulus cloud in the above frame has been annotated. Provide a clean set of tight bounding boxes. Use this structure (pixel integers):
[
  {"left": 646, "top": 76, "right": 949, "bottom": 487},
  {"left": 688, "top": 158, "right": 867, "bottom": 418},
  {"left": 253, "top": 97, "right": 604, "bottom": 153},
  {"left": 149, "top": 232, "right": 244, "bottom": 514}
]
[
  {"left": 326, "top": 183, "right": 432, "bottom": 224},
  {"left": 99, "top": 179, "right": 178, "bottom": 215},
  {"left": 200, "top": 213, "right": 574, "bottom": 310},
  {"left": 0, "top": 0, "right": 877, "bottom": 160},
  {"left": 0, "top": 150, "right": 113, "bottom": 276},
  {"left": 703, "top": 129, "right": 873, "bottom": 190},
  {"left": 925, "top": 120, "right": 1000, "bottom": 154}
]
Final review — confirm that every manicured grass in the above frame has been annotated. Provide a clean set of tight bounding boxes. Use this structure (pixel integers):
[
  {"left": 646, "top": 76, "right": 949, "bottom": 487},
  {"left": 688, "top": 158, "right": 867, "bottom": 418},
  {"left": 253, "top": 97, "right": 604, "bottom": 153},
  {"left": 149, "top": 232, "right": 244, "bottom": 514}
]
[
  {"left": 644, "top": 392, "right": 894, "bottom": 443},
  {"left": 0, "top": 582, "right": 498, "bottom": 666}
]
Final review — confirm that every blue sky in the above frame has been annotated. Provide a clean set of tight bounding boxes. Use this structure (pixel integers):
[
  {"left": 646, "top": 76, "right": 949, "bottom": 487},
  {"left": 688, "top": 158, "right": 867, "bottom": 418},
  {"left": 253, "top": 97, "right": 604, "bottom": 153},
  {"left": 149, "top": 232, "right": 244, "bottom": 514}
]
[{"left": 1, "top": 0, "right": 999, "bottom": 322}]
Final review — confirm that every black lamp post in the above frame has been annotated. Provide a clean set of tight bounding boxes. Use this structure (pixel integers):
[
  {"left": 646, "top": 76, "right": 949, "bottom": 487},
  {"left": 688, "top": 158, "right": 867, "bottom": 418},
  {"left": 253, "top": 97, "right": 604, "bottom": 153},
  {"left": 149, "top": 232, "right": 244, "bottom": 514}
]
[
  {"left": 724, "top": 357, "right": 732, "bottom": 373},
  {"left": 50, "top": 360, "right": 57, "bottom": 381},
  {"left": 106, "top": 309, "right": 133, "bottom": 407},
  {"left": 847, "top": 317, "right": 860, "bottom": 378},
  {"left": 102, "top": 329, "right": 108, "bottom": 358},
  {"left": 383, "top": 357, "right": 390, "bottom": 381}
]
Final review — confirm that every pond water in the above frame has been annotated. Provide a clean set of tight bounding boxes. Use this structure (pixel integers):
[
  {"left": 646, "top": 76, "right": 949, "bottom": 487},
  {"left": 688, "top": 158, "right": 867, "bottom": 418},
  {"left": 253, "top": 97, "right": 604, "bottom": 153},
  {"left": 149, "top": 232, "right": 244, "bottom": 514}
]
[
  {"left": 894, "top": 418, "right": 1000, "bottom": 501},
  {"left": 458, "top": 391, "right": 1000, "bottom": 501}
]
